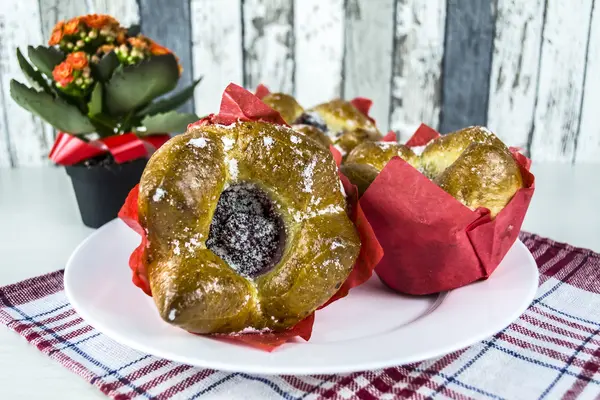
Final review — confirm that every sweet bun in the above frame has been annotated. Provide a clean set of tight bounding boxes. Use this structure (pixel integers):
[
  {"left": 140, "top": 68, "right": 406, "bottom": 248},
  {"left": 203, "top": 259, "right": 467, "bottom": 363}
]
[
  {"left": 260, "top": 92, "right": 304, "bottom": 124},
  {"left": 341, "top": 141, "right": 419, "bottom": 195},
  {"left": 138, "top": 121, "right": 360, "bottom": 334},
  {"left": 291, "top": 124, "right": 333, "bottom": 149},
  {"left": 308, "top": 99, "right": 382, "bottom": 154},
  {"left": 435, "top": 143, "right": 523, "bottom": 217},
  {"left": 420, "top": 126, "right": 504, "bottom": 178}
]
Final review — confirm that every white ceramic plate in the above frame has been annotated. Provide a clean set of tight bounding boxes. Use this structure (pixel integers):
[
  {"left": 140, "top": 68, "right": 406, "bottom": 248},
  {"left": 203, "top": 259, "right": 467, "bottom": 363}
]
[{"left": 64, "top": 219, "right": 538, "bottom": 375}]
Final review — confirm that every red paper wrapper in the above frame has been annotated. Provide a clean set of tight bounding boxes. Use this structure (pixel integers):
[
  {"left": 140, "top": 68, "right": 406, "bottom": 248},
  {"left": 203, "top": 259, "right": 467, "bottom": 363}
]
[
  {"left": 49, "top": 132, "right": 170, "bottom": 166},
  {"left": 119, "top": 83, "right": 383, "bottom": 351},
  {"left": 360, "top": 124, "right": 535, "bottom": 295}
]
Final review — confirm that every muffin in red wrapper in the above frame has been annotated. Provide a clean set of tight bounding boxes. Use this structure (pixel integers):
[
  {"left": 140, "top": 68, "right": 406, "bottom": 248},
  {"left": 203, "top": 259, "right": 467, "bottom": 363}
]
[
  {"left": 361, "top": 124, "right": 535, "bottom": 295},
  {"left": 119, "top": 83, "right": 383, "bottom": 351}
]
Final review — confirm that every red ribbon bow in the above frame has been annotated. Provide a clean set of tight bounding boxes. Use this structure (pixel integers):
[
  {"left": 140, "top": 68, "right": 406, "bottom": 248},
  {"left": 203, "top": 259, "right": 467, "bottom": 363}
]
[{"left": 49, "top": 132, "right": 171, "bottom": 166}]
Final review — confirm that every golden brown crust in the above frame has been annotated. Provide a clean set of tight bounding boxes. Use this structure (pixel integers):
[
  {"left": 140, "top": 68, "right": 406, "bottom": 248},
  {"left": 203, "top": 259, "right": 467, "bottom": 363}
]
[
  {"left": 138, "top": 121, "right": 360, "bottom": 334},
  {"left": 435, "top": 143, "right": 523, "bottom": 217},
  {"left": 420, "top": 126, "right": 504, "bottom": 178},
  {"left": 341, "top": 141, "right": 419, "bottom": 195},
  {"left": 261, "top": 93, "right": 304, "bottom": 124},
  {"left": 291, "top": 124, "right": 333, "bottom": 149}
]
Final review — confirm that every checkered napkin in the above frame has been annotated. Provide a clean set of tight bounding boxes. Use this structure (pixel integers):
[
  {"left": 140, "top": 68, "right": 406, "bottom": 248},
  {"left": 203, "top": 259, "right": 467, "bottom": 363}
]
[{"left": 2, "top": 233, "right": 600, "bottom": 400}]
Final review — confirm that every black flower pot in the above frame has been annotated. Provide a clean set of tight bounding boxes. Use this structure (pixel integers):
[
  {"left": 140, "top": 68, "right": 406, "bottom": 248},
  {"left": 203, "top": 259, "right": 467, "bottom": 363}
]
[{"left": 65, "top": 157, "right": 148, "bottom": 228}]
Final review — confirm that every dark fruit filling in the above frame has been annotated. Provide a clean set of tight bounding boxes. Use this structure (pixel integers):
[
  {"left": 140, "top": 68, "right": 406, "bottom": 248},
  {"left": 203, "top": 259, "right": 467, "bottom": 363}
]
[{"left": 207, "top": 183, "right": 286, "bottom": 278}]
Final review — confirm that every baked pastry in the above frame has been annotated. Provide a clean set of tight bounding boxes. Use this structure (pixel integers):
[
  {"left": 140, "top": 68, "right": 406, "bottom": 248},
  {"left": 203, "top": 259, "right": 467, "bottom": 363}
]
[
  {"left": 304, "top": 99, "right": 382, "bottom": 154},
  {"left": 435, "top": 143, "right": 523, "bottom": 217},
  {"left": 260, "top": 92, "right": 304, "bottom": 125},
  {"left": 137, "top": 121, "right": 361, "bottom": 334},
  {"left": 420, "top": 126, "right": 504, "bottom": 177},
  {"left": 341, "top": 141, "right": 419, "bottom": 195},
  {"left": 291, "top": 124, "right": 333, "bottom": 149}
]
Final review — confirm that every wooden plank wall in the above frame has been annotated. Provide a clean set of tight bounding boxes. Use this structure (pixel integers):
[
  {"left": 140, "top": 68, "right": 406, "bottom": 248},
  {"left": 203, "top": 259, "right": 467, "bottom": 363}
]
[{"left": 1, "top": 0, "right": 599, "bottom": 167}]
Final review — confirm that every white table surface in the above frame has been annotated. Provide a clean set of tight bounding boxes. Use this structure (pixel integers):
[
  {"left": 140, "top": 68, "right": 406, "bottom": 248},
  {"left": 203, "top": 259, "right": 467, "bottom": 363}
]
[{"left": 1, "top": 164, "right": 599, "bottom": 399}]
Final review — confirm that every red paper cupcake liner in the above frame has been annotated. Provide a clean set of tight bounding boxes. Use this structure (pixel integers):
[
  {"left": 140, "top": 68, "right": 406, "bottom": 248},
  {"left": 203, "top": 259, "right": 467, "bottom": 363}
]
[
  {"left": 361, "top": 124, "right": 535, "bottom": 295},
  {"left": 119, "top": 84, "right": 383, "bottom": 351}
]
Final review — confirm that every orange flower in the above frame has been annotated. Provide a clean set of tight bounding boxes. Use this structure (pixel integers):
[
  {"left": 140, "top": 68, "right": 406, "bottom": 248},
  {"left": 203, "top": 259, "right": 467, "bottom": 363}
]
[
  {"left": 116, "top": 29, "right": 127, "bottom": 44},
  {"left": 48, "top": 21, "right": 64, "bottom": 45},
  {"left": 66, "top": 51, "right": 88, "bottom": 69},
  {"left": 97, "top": 44, "right": 115, "bottom": 54},
  {"left": 128, "top": 36, "right": 149, "bottom": 50},
  {"left": 82, "top": 14, "right": 118, "bottom": 29},
  {"left": 63, "top": 18, "right": 80, "bottom": 35},
  {"left": 149, "top": 42, "right": 171, "bottom": 56},
  {"left": 52, "top": 61, "right": 74, "bottom": 86}
]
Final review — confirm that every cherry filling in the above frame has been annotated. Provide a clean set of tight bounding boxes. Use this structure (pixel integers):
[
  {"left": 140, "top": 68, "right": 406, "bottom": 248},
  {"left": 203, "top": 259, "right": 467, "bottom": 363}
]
[{"left": 206, "top": 183, "right": 286, "bottom": 278}]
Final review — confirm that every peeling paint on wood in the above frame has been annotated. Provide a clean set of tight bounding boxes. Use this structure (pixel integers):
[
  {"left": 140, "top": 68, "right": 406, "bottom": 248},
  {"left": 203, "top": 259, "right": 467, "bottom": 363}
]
[
  {"left": 388, "top": 0, "right": 446, "bottom": 142},
  {"left": 0, "top": 0, "right": 50, "bottom": 166},
  {"left": 139, "top": 0, "right": 194, "bottom": 114},
  {"left": 530, "top": 0, "right": 593, "bottom": 162},
  {"left": 487, "top": 0, "right": 544, "bottom": 150},
  {"left": 191, "top": 0, "right": 244, "bottom": 116},
  {"left": 440, "top": 0, "right": 496, "bottom": 134},
  {"left": 243, "top": 0, "right": 294, "bottom": 94},
  {"left": 575, "top": 0, "right": 600, "bottom": 163},
  {"left": 293, "top": 0, "right": 344, "bottom": 107},
  {"left": 343, "top": 0, "right": 395, "bottom": 131}
]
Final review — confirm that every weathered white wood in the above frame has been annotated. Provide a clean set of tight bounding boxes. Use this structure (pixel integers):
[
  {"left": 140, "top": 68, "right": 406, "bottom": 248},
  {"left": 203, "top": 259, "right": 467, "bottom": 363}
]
[
  {"left": 530, "top": 0, "right": 593, "bottom": 162},
  {"left": 343, "top": 0, "right": 395, "bottom": 132},
  {"left": 0, "top": 0, "right": 51, "bottom": 166},
  {"left": 293, "top": 0, "right": 344, "bottom": 108},
  {"left": 575, "top": 3, "right": 600, "bottom": 163},
  {"left": 39, "top": 0, "right": 139, "bottom": 39},
  {"left": 90, "top": 0, "right": 140, "bottom": 27},
  {"left": 243, "top": 0, "right": 294, "bottom": 94},
  {"left": 388, "top": 0, "right": 446, "bottom": 142},
  {"left": 191, "top": 0, "right": 244, "bottom": 116},
  {"left": 487, "top": 0, "right": 544, "bottom": 150}
]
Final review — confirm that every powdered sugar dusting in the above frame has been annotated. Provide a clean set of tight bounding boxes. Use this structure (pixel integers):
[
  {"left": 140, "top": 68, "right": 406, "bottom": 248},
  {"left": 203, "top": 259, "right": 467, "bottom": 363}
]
[
  {"left": 168, "top": 309, "right": 177, "bottom": 321},
  {"left": 263, "top": 136, "right": 274, "bottom": 149},
  {"left": 410, "top": 145, "right": 427, "bottom": 155},
  {"left": 227, "top": 158, "right": 239, "bottom": 180},
  {"left": 375, "top": 142, "right": 395, "bottom": 149},
  {"left": 235, "top": 327, "right": 272, "bottom": 334},
  {"left": 173, "top": 240, "right": 181, "bottom": 255},
  {"left": 188, "top": 137, "right": 209, "bottom": 148},
  {"left": 331, "top": 241, "right": 345, "bottom": 250},
  {"left": 222, "top": 137, "right": 235, "bottom": 151},
  {"left": 290, "top": 135, "right": 301, "bottom": 144},
  {"left": 291, "top": 204, "right": 345, "bottom": 223},
  {"left": 153, "top": 187, "right": 166, "bottom": 202},
  {"left": 302, "top": 157, "right": 318, "bottom": 193}
]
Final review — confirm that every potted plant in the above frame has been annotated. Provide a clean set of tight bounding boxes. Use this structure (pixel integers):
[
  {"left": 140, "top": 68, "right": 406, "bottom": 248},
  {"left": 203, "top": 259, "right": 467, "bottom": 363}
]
[{"left": 10, "top": 14, "right": 200, "bottom": 228}]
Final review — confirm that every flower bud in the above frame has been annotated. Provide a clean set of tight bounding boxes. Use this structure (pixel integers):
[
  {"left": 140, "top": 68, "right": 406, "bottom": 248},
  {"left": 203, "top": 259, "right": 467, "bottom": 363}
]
[
  {"left": 75, "top": 77, "right": 83, "bottom": 85},
  {"left": 88, "top": 29, "right": 98, "bottom": 39},
  {"left": 76, "top": 40, "right": 85, "bottom": 48},
  {"left": 67, "top": 42, "right": 74, "bottom": 49}
]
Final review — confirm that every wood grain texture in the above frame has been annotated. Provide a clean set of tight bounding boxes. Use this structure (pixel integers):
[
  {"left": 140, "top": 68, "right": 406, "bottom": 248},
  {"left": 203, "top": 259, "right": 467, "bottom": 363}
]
[
  {"left": 388, "top": 0, "right": 446, "bottom": 142},
  {"left": 243, "top": 0, "right": 295, "bottom": 94},
  {"left": 487, "top": 0, "right": 544, "bottom": 150},
  {"left": 139, "top": 0, "right": 194, "bottom": 114},
  {"left": 529, "top": 0, "right": 593, "bottom": 162},
  {"left": 440, "top": 0, "right": 496, "bottom": 134},
  {"left": 0, "top": 0, "right": 50, "bottom": 166},
  {"left": 191, "top": 0, "right": 244, "bottom": 116},
  {"left": 343, "top": 0, "right": 395, "bottom": 131},
  {"left": 293, "top": 0, "right": 344, "bottom": 107},
  {"left": 575, "top": 0, "right": 600, "bottom": 162}
]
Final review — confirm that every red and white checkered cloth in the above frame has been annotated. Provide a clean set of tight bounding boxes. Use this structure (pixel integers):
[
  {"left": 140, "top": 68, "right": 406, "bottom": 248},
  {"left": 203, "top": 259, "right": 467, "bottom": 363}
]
[{"left": 1, "top": 232, "right": 600, "bottom": 399}]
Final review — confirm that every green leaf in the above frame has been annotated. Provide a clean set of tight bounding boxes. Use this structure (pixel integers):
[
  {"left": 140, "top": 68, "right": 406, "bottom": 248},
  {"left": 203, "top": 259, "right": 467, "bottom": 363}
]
[
  {"left": 104, "top": 54, "right": 180, "bottom": 116},
  {"left": 93, "top": 51, "right": 120, "bottom": 82},
  {"left": 136, "top": 77, "right": 202, "bottom": 116},
  {"left": 10, "top": 80, "right": 96, "bottom": 134},
  {"left": 136, "top": 111, "right": 199, "bottom": 135},
  {"left": 27, "top": 46, "right": 64, "bottom": 78},
  {"left": 16, "top": 49, "right": 52, "bottom": 94},
  {"left": 127, "top": 24, "right": 141, "bottom": 36},
  {"left": 87, "top": 83, "right": 103, "bottom": 116}
]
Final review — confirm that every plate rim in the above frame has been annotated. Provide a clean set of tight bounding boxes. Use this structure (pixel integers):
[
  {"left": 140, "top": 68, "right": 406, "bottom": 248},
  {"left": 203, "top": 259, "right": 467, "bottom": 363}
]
[{"left": 64, "top": 219, "right": 539, "bottom": 375}]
